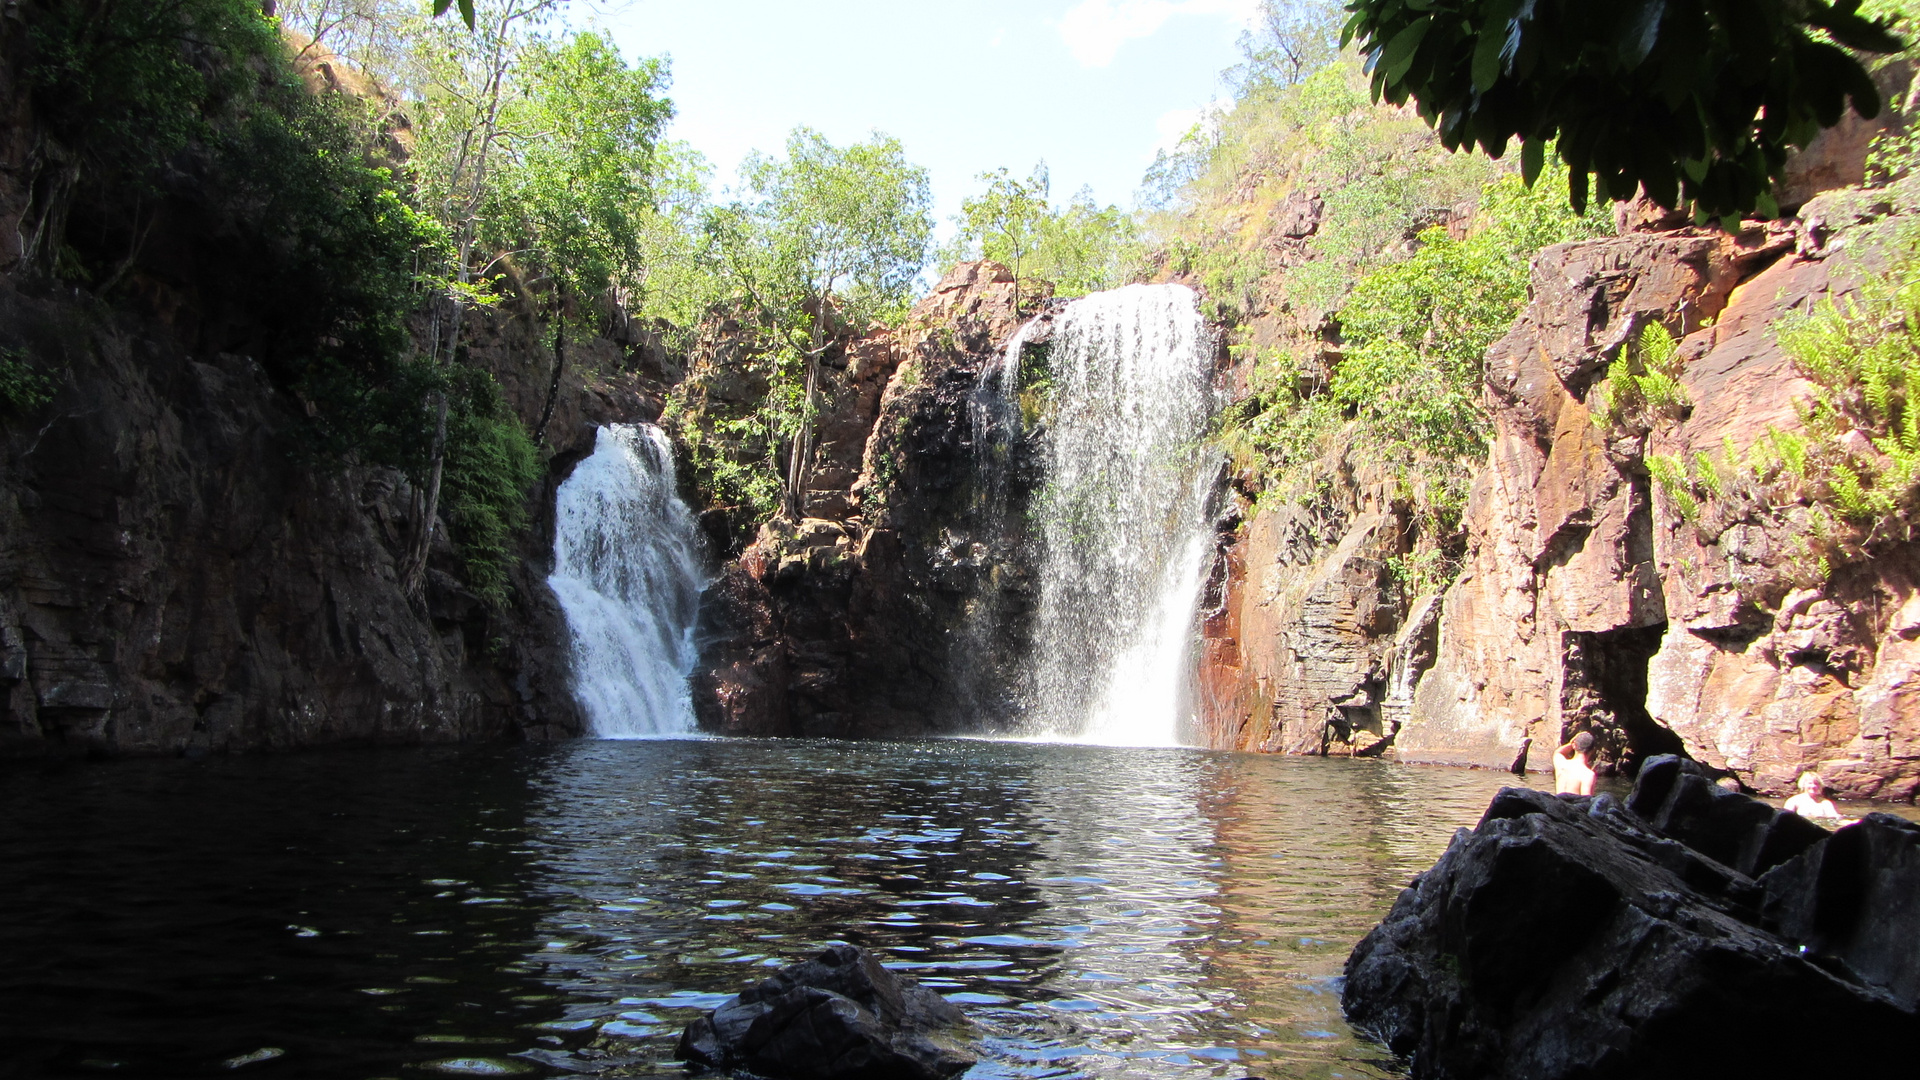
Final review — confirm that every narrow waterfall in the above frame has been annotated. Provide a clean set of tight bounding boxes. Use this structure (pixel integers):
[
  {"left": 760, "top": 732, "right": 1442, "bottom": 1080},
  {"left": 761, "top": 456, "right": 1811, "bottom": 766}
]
[
  {"left": 1029, "top": 284, "right": 1216, "bottom": 746},
  {"left": 548, "top": 424, "right": 706, "bottom": 738}
]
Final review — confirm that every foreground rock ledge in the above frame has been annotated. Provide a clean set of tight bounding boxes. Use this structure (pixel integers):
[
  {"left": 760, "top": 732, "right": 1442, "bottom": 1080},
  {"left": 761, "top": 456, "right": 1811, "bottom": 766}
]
[
  {"left": 1343, "top": 757, "right": 1920, "bottom": 1079},
  {"left": 677, "top": 944, "right": 975, "bottom": 1080}
]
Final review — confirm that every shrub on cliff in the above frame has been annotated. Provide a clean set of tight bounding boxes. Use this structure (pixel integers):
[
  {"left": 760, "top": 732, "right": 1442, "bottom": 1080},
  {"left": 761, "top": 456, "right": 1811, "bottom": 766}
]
[
  {"left": 940, "top": 163, "right": 1145, "bottom": 304},
  {"left": 1644, "top": 217, "right": 1920, "bottom": 579},
  {"left": 1219, "top": 163, "right": 1603, "bottom": 589}
]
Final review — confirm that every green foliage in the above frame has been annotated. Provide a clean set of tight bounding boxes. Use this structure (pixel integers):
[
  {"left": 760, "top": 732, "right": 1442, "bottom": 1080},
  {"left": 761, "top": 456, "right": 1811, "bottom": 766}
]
[
  {"left": 724, "top": 127, "right": 933, "bottom": 331},
  {"left": 1647, "top": 452, "right": 1703, "bottom": 525},
  {"left": 21, "top": 0, "right": 542, "bottom": 605},
  {"left": 1387, "top": 546, "right": 1461, "bottom": 599},
  {"left": 1654, "top": 223, "right": 1920, "bottom": 574},
  {"left": 1335, "top": 167, "right": 1606, "bottom": 462},
  {"left": 1147, "top": 56, "right": 1499, "bottom": 324},
  {"left": 0, "top": 348, "right": 54, "bottom": 414},
  {"left": 1767, "top": 226, "right": 1920, "bottom": 537},
  {"left": 440, "top": 370, "right": 540, "bottom": 605},
  {"left": 955, "top": 165, "right": 1050, "bottom": 291},
  {"left": 1211, "top": 157, "right": 1602, "bottom": 593},
  {"left": 1592, "top": 323, "right": 1692, "bottom": 432},
  {"left": 24, "top": 0, "right": 274, "bottom": 212},
  {"left": 945, "top": 164, "right": 1144, "bottom": 300},
  {"left": 1341, "top": 0, "right": 1905, "bottom": 221},
  {"left": 1231, "top": 0, "right": 1347, "bottom": 93},
  {"left": 660, "top": 390, "right": 787, "bottom": 527},
  {"left": 1226, "top": 162, "right": 1602, "bottom": 509},
  {"left": 481, "top": 30, "right": 674, "bottom": 315}
]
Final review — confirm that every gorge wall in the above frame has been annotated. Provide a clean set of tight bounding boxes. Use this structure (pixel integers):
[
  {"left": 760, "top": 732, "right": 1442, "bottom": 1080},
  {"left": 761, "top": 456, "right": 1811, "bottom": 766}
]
[
  {"left": 1195, "top": 166, "right": 1920, "bottom": 800},
  {"left": 0, "top": 31, "right": 669, "bottom": 755}
]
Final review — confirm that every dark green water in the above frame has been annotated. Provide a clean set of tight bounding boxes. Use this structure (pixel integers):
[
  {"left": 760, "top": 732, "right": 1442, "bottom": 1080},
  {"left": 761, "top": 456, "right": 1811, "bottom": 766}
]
[{"left": 0, "top": 739, "right": 1522, "bottom": 1080}]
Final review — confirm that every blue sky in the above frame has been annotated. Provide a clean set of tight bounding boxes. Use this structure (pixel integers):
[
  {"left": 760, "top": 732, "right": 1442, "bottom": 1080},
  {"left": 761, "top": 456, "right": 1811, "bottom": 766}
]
[{"left": 590, "top": 1, "right": 1256, "bottom": 233}]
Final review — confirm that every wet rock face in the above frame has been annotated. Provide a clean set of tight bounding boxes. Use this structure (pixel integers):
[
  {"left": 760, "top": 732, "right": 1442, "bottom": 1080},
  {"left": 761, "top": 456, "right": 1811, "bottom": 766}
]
[
  {"left": 1343, "top": 765, "right": 1920, "bottom": 1079},
  {"left": 677, "top": 945, "right": 975, "bottom": 1080},
  {"left": 689, "top": 263, "right": 1046, "bottom": 737}
]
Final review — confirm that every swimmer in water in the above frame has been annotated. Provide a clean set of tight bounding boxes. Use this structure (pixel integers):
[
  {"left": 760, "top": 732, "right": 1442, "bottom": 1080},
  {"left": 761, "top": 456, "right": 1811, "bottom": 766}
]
[
  {"left": 1553, "top": 731, "right": 1597, "bottom": 796},
  {"left": 1784, "top": 771, "right": 1843, "bottom": 822}
]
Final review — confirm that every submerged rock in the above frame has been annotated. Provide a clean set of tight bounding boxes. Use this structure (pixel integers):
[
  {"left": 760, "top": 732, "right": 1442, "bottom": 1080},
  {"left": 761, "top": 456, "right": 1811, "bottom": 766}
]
[
  {"left": 1343, "top": 759, "right": 1920, "bottom": 1079},
  {"left": 676, "top": 944, "right": 975, "bottom": 1080}
]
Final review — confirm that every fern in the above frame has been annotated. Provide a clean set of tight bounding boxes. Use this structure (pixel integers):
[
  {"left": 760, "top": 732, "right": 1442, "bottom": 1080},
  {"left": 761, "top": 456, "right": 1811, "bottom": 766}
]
[
  {"left": 1693, "top": 451, "right": 1723, "bottom": 499},
  {"left": 1648, "top": 453, "right": 1701, "bottom": 524}
]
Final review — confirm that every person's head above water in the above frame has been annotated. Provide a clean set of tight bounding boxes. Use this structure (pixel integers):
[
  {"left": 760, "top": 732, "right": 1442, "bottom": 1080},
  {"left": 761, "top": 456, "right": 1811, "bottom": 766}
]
[
  {"left": 1798, "top": 771, "right": 1825, "bottom": 796},
  {"left": 1571, "top": 731, "right": 1595, "bottom": 755}
]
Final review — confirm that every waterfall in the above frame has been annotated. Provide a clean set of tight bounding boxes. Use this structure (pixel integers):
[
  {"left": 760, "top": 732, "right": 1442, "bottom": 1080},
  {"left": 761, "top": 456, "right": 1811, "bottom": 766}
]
[
  {"left": 548, "top": 424, "right": 706, "bottom": 738},
  {"left": 1029, "top": 284, "right": 1216, "bottom": 746}
]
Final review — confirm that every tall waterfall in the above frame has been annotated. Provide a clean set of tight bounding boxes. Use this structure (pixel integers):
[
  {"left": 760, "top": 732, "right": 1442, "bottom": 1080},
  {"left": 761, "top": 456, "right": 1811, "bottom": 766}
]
[
  {"left": 1030, "top": 284, "right": 1216, "bottom": 746},
  {"left": 548, "top": 424, "right": 706, "bottom": 738}
]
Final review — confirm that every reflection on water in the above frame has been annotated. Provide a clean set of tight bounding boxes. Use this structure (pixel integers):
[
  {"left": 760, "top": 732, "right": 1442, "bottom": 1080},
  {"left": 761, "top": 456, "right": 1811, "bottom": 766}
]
[{"left": 0, "top": 740, "right": 1521, "bottom": 1079}]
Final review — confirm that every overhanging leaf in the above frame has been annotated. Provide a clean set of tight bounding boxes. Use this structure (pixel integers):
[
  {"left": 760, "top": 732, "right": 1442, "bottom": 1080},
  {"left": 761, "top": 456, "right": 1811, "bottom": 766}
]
[{"left": 1382, "top": 18, "right": 1434, "bottom": 84}]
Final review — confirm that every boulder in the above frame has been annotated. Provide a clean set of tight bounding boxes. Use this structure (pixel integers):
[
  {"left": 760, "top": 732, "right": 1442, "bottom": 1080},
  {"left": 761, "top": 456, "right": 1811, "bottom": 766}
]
[
  {"left": 1344, "top": 777, "right": 1920, "bottom": 1079},
  {"left": 676, "top": 944, "right": 975, "bottom": 1080},
  {"left": 1761, "top": 811, "right": 1920, "bottom": 1010},
  {"left": 1626, "top": 755, "right": 1829, "bottom": 877}
]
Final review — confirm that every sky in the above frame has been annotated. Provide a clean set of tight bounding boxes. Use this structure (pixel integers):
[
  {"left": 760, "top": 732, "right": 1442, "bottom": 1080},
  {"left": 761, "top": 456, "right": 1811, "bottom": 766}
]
[{"left": 588, "top": 0, "right": 1256, "bottom": 234}]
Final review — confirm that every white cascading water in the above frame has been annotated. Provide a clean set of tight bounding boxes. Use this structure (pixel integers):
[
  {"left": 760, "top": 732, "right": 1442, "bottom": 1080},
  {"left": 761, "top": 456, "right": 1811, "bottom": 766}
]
[
  {"left": 1029, "top": 284, "right": 1216, "bottom": 746},
  {"left": 548, "top": 424, "right": 706, "bottom": 738}
]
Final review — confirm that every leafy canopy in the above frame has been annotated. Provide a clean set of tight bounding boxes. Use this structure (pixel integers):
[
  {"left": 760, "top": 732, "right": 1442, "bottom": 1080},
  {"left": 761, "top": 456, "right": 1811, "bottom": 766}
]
[
  {"left": 482, "top": 30, "right": 675, "bottom": 310},
  {"left": 1341, "top": 0, "right": 1906, "bottom": 220},
  {"left": 950, "top": 164, "right": 1142, "bottom": 300},
  {"left": 716, "top": 127, "right": 933, "bottom": 332}
]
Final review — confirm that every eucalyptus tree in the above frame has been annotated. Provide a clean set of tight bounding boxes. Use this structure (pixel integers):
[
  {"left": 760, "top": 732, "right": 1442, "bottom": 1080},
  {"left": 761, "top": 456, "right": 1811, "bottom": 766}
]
[
  {"left": 713, "top": 128, "right": 932, "bottom": 516},
  {"left": 396, "top": 0, "right": 564, "bottom": 592},
  {"left": 952, "top": 165, "right": 1140, "bottom": 301},
  {"left": 482, "top": 31, "right": 673, "bottom": 438},
  {"left": 958, "top": 164, "right": 1051, "bottom": 310}
]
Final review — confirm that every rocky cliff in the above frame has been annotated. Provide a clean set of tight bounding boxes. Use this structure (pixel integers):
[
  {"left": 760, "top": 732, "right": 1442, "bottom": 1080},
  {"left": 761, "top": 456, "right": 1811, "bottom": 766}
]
[
  {"left": 688, "top": 263, "right": 1048, "bottom": 737},
  {"left": 1405, "top": 200, "right": 1920, "bottom": 800},
  {"left": 1197, "top": 155, "right": 1920, "bottom": 799},
  {"left": 0, "top": 29, "right": 664, "bottom": 756}
]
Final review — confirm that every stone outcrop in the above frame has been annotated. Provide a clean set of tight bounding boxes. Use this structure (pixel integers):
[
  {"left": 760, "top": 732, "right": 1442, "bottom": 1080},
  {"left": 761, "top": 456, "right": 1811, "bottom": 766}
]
[
  {"left": 677, "top": 944, "right": 975, "bottom": 1080},
  {"left": 1193, "top": 105, "right": 1920, "bottom": 802},
  {"left": 1402, "top": 197, "right": 1920, "bottom": 797},
  {"left": 1194, "top": 449, "right": 1430, "bottom": 756},
  {"left": 1399, "top": 228, "right": 1770, "bottom": 772},
  {"left": 1343, "top": 761, "right": 1920, "bottom": 1079},
  {"left": 689, "top": 263, "right": 1048, "bottom": 737}
]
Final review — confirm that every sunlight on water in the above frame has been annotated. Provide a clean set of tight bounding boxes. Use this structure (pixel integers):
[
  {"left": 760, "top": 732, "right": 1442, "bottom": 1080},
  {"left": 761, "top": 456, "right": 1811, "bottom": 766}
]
[{"left": 0, "top": 740, "right": 1524, "bottom": 1079}]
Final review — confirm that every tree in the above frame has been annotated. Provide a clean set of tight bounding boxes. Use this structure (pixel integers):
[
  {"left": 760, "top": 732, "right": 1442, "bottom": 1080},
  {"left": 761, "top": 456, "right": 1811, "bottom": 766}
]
[
  {"left": 484, "top": 31, "right": 673, "bottom": 308},
  {"left": 1341, "top": 0, "right": 1907, "bottom": 221},
  {"left": 713, "top": 127, "right": 932, "bottom": 516},
  {"left": 958, "top": 165, "right": 1051, "bottom": 311},
  {"left": 398, "top": 0, "right": 565, "bottom": 593},
  {"left": 1234, "top": 0, "right": 1345, "bottom": 91},
  {"left": 951, "top": 166, "right": 1141, "bottom": 301}
]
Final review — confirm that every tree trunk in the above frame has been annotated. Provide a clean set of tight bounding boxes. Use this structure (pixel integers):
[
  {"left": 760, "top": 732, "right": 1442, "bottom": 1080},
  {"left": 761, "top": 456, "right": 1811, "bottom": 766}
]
[
  {"left": 534, "top": 313, "right": 565, "bottom": 446},
  {"left": 783, "top": 291, "right": 830, "bottom": 520},
  {"left": 402, "top": 294, "right": 464, "bottom": 598}
]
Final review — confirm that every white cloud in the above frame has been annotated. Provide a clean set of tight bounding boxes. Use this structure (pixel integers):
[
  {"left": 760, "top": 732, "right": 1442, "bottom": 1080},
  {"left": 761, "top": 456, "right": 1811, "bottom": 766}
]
[{"left": 1057, "top": 0, "right": 1260, "bottom": 68}]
